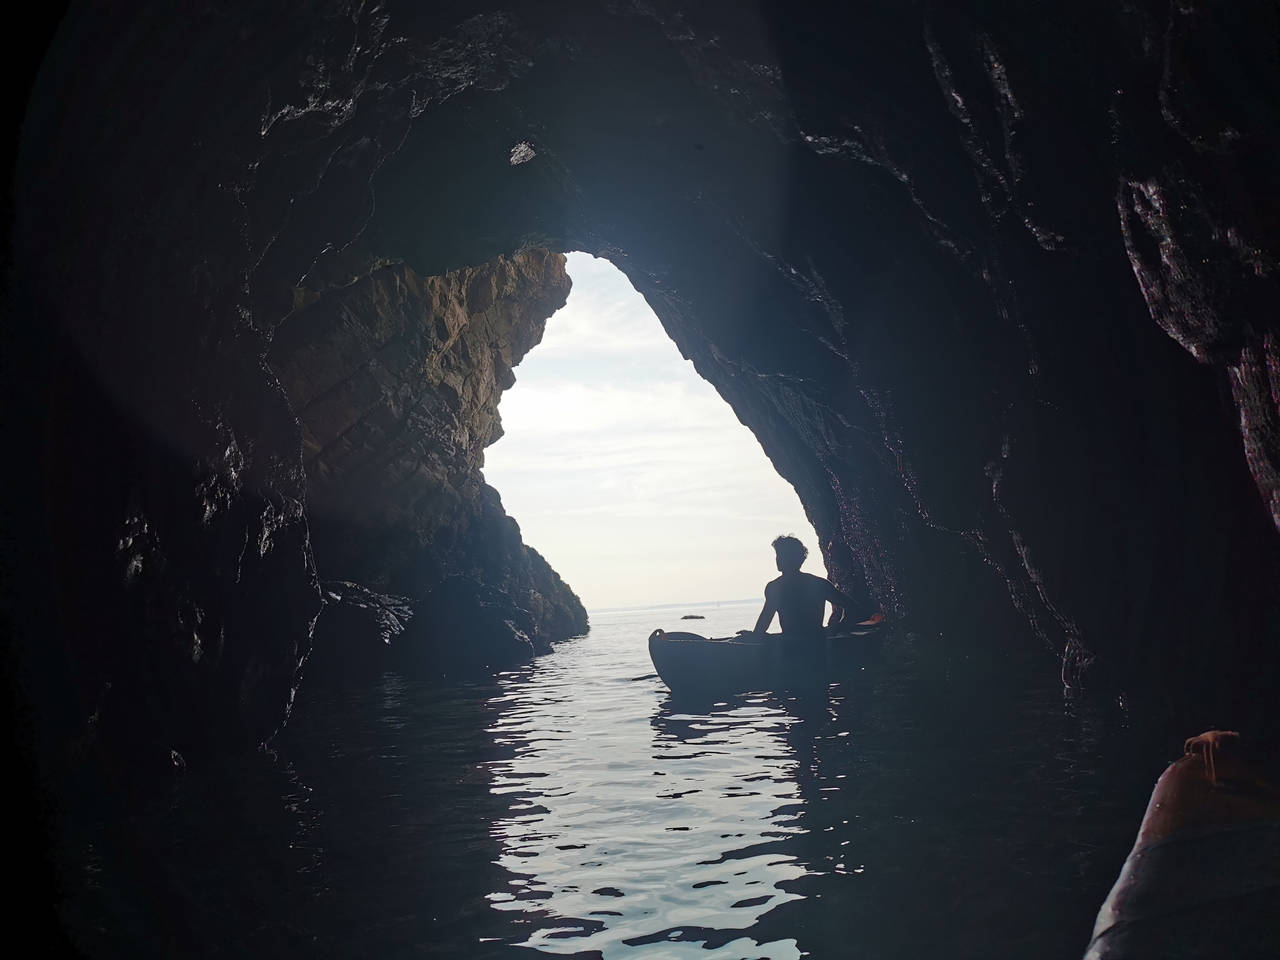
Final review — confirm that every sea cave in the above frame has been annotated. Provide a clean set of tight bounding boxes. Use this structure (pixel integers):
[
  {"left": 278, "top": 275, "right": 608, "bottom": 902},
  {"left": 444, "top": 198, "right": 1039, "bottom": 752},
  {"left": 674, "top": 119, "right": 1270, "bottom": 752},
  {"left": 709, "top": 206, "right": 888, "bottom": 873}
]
[{"left": 6, "top": 2, "right": 1280, "bottom": 957}]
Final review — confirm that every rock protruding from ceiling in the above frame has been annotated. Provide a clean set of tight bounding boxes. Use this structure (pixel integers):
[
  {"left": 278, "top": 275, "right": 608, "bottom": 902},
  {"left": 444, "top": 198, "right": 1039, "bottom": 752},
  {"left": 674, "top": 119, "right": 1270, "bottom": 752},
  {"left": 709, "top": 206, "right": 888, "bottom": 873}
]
[{"left": 269, "top": 248, "right": 588, "bottom": 669}]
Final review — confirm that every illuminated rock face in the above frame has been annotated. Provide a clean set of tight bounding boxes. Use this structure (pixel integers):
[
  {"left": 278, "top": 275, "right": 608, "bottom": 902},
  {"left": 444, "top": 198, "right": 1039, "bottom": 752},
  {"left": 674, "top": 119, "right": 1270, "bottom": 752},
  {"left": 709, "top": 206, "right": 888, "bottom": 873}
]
[
  {"left": 12, "top": 0, "right": 1280, "bottom": 771},
  {"left": 268, "top": 249, "right": 588, "bottom": 665}
]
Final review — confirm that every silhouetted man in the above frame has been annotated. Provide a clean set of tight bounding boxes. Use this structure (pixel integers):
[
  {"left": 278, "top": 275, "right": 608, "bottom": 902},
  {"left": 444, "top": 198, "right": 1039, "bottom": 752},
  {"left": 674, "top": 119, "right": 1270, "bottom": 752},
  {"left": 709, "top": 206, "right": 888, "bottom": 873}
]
[{"left": 748, "top": 535, "right": 858, "bottom": 638}]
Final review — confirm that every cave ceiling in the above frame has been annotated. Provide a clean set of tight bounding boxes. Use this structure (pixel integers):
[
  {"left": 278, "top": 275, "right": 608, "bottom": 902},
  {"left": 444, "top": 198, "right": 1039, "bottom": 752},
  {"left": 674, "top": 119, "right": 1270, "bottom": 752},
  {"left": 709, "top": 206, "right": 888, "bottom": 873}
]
[{"left": 11, "top": 0, "right": 1280, "bottom": 757}]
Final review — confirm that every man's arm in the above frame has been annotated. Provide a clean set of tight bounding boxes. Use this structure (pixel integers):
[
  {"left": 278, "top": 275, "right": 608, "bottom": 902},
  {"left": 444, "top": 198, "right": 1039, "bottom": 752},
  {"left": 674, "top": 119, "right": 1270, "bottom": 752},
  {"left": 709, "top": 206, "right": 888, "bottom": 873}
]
[
  {"left": 752, "top": 586, "right": 777, "bottom": 635},
  {"left": 824, "top": 581, "right": 854, "bottom": 629}
]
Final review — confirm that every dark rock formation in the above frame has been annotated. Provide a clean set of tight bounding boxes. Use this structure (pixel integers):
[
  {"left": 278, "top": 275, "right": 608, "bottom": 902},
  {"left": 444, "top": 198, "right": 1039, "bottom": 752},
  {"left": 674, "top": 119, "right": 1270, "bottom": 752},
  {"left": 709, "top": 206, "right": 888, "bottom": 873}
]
[
  {"left": 311, "top": 570, "right": 562, "bottom": 683},
  {"left": 12, "top": 263, "right": 324, "bottom": 782},
  {"left": 269, "top": 249, "right": 587, "bottom": 670},
  {"left": 305, "top": 580, "right": 412, "bottom": 684},
  {"left": 397, "top": 574, "right": 540, "bottom": 675},
  {"left": 10, "top": 0, "right": 1280, "bottom": 794}
]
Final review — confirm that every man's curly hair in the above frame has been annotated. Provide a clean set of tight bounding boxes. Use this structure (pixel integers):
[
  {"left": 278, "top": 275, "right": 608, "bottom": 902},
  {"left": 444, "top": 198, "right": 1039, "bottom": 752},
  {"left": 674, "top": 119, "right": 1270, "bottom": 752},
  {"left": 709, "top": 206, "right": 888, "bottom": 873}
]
[{"left": 771, "top": 534, "right": 808, "bottom": 565}]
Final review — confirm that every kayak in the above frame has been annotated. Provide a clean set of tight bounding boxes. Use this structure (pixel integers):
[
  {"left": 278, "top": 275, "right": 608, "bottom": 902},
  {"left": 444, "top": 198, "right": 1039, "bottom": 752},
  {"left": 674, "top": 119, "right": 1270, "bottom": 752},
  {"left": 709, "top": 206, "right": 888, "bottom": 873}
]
[
  {"left": 1084, "top": 731, "right": 1280, "bottom": 959},
  {"left": 647, "top": 623, "right": 885, "bottom": 697}
]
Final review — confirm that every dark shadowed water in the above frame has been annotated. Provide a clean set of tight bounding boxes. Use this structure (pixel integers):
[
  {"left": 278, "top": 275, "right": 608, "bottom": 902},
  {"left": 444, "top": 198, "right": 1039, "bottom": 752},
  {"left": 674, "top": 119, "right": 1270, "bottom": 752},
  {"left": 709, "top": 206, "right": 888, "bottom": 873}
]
[{"left": 59, "top": 601, "right": 1171, "bottom": 958}]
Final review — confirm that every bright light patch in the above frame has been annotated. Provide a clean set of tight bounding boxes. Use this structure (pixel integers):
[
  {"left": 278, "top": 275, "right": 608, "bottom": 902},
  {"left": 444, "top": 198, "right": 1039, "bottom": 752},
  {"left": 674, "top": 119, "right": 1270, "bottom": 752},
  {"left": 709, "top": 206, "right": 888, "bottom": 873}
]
[{"left": 483, "top": 252, "right": 826, "bottom": 609}]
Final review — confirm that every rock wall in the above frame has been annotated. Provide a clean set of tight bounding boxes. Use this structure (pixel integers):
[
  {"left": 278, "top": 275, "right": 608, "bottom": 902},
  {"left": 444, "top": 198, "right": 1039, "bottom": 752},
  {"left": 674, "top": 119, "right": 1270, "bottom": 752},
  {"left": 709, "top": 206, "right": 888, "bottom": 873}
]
[
  {"left": 268, "top": 249, "right": 587, "bottom": 667},
  {"left": 347, "top": 0, "right": 1280, "bottom": 730},
  {"left": 10, "top": 0, "right": 1280, "bottom": 790}
]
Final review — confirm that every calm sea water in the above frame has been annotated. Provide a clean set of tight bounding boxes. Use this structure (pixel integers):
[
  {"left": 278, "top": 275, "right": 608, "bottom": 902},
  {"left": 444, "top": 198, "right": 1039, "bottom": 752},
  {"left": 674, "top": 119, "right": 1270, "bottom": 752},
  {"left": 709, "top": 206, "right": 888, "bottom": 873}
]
[{"left": 61, "top": 600, "right": 1169, "bottom": 958}]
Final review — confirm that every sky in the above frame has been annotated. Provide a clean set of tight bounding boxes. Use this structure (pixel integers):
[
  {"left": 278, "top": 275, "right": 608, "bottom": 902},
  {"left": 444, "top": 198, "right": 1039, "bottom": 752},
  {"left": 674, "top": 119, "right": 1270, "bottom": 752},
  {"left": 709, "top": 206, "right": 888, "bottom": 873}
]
[{"left": 483, "top": 251, "right": 826, "bottom": 611}]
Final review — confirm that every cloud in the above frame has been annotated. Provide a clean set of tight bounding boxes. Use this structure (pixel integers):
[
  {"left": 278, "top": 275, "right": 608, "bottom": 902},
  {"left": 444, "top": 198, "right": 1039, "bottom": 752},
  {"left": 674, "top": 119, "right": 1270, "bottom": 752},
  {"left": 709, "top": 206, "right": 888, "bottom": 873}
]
[{"left": 484, "top": 252, "right": 824, "bottom": 608}]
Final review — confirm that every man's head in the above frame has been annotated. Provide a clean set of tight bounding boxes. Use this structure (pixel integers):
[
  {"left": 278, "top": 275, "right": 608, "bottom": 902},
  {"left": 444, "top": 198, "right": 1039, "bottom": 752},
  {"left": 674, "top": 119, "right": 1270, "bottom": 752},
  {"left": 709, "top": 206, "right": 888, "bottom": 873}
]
[{"left": 771, "top": 534, "right": 808, "bottom": 573}]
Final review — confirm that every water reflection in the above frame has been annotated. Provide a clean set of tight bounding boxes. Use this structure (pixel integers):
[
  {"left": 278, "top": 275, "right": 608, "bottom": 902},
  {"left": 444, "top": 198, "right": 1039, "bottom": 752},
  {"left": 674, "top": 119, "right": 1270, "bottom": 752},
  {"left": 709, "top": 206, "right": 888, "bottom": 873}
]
[
  {"left": 58, "top": 603, "right": 1167, "bottom": 958},
  {"left": 487, "top": 646, "right": 815, "bottom": 957},
  {"left": 483, "top": 607, "right": 1165, "bottom": 960},
  {"left": 60, "top": 672, "right": 525, "bottom": 958},
  {"left": 60, "top": 740, "right": 326, "bottom": 958}
]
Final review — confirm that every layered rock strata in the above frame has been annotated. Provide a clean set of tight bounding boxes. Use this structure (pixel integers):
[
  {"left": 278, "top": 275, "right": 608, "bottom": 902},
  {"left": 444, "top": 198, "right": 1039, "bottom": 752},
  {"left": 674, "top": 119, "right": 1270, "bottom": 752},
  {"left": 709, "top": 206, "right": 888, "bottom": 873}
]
[{"left": 269, "top": 249, "right": 587, "bottom": 672}]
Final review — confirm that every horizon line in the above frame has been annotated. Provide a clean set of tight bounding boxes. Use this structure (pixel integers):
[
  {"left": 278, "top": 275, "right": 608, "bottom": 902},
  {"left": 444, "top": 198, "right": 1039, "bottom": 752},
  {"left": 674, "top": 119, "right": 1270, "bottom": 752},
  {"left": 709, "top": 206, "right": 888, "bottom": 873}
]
[{"left": 587, "top": 597, "right": 759, "bottom": 614}]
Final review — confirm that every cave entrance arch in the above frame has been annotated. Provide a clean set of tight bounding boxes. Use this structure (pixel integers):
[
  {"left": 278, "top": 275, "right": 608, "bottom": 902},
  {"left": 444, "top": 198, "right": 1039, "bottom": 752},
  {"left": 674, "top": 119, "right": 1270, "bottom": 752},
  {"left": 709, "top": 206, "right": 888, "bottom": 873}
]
[
  {"left": 22, "top": 0, "right": 1280, "bottom": 753},
  {"left": 268, "top": 245, "right": 830, "bottom": 651},
  {"left": 483, "top": 250, "right": 827, "bottom": 612}
]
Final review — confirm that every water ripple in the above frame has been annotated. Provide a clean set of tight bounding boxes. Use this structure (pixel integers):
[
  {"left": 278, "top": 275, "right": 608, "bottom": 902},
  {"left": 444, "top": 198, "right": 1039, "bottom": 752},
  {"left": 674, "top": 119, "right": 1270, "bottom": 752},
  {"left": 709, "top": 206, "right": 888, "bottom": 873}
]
[
  {"left": 60, "top": 600, "right": 1165, "bottom": 959},
  {"left": 478, "top": 603, "right": 1163, "bottom": 959},
  {"left": 484, "top": 608, "right": 814, "bottom": 957}
]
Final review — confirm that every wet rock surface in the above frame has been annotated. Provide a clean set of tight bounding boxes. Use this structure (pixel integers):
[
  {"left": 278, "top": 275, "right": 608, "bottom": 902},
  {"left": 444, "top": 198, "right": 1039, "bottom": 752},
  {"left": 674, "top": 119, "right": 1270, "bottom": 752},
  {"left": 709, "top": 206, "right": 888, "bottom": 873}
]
[
  {"left": 397, "top": 574, "right": 540, "bottom": 675},
  {"left": 9, "top": 0, "right": 1280, "bottom": 790},
  {"left": 269, "top": 249, "right": 587, "bottom": 667},
  {"left": 306, "top": 581, "right": 413, "bottom": 684}
]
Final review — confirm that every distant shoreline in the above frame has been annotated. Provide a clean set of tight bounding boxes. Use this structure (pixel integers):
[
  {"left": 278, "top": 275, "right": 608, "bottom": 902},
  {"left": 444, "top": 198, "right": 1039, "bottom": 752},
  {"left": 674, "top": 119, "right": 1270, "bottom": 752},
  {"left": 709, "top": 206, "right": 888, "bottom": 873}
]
[{"left": 589, "top": 598, "right": 758, "bottom": 615}]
